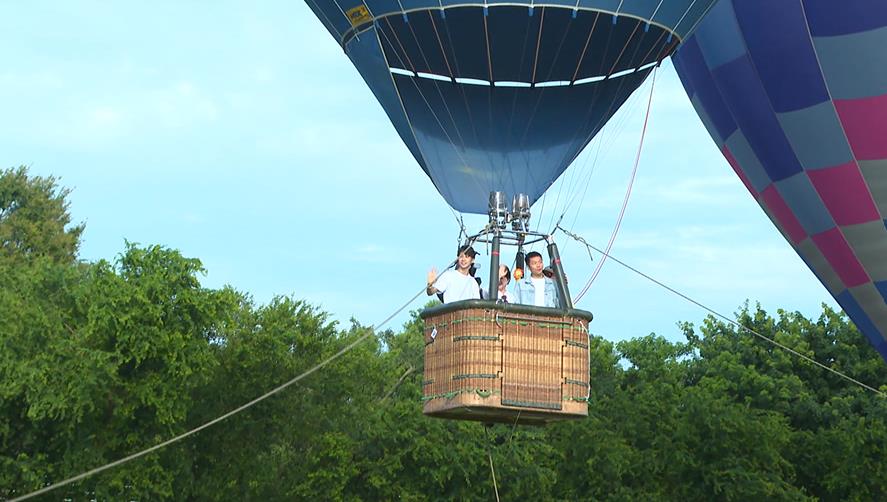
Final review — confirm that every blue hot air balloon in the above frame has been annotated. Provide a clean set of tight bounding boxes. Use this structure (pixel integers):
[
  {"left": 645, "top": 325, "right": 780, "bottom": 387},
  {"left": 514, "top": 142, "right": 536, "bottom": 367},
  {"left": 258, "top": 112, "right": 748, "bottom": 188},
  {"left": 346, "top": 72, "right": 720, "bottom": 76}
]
[
  {"left": 305, "top": 0, "right": 718, "bottom": 213},
  {"left": 672, "top": 0, "right": 887, "bottom": 361}
]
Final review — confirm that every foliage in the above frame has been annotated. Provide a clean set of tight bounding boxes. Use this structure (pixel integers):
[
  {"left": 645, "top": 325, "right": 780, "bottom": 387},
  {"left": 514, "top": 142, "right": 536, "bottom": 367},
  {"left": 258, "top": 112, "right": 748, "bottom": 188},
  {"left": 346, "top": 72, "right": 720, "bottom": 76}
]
[
  {"left": 0, "top": 166, "right": 83, "bottom": 264},
  {"left": 2, "top": 169, "right": 886, "bottom": 500}
]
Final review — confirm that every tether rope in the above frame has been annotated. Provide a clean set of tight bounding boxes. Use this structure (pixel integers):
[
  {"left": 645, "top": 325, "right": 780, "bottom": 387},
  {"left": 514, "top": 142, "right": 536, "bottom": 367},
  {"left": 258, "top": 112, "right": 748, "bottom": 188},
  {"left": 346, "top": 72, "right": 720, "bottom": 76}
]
[
  {"left": 482, "top": 425, "right": 501, "bottom": 502},
  {"left": 380, "top": 365, "right": 416, "bottom": 403},
  {"left": 556, "top": 229, "right": 887, "bottom": 398},
  {"left": 10, "top": 271, "right": 452, "bottom": 501}
]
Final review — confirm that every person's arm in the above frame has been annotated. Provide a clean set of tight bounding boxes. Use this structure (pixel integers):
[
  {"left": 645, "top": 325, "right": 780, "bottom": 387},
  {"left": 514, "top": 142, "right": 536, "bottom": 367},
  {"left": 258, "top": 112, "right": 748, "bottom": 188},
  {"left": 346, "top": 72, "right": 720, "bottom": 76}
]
[
  {"left": 512, "top": 281, "right": 522, "bottom": 304},
  {"left": 426, "top": 268, "right": 439, "bottom": 296}
]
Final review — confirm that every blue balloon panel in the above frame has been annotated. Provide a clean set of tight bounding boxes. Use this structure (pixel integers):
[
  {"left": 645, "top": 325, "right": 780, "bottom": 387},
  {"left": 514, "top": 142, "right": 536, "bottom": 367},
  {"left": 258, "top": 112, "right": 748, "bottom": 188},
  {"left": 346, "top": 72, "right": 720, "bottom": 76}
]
[{"left": 305, "top": 1, "right": 718, "bottom": 212}]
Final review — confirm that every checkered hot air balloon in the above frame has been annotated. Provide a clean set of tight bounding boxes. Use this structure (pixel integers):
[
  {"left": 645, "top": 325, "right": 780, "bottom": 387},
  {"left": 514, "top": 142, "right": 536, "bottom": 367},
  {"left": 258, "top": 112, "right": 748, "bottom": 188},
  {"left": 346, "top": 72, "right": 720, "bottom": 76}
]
[{"left": 672, "top": 0, "right": 887, "bottom": 361}]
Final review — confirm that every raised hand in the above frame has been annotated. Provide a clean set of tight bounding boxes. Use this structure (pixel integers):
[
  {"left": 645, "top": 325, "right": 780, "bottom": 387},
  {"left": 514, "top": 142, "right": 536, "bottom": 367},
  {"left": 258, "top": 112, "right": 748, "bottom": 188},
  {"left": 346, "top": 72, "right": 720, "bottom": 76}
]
[{"left": 427, "top": 267, "right": 438, "bottom": 286}]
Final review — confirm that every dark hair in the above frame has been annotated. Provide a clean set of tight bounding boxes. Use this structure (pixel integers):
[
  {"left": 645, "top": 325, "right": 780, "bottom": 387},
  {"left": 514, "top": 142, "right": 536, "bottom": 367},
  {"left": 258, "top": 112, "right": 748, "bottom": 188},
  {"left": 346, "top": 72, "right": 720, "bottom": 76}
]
[
  {"left": 457, "top": 245, "right": 477, "bottom": 258},
  {"left": 525, "top": 251, "right": 543, "bottom": 265},
  {"left": 501, "top": 265, "right": 511, "bottom": 282}
]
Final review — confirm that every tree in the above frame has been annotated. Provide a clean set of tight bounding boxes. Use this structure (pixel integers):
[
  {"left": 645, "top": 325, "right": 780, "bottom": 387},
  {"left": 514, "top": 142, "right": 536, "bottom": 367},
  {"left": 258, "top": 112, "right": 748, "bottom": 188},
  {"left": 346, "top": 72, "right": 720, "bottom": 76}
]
[
  {"left": 0, "top": 244, "right": 238, "bottom": 500},
  {"left": 0, "top": 166, "right": 84, "bottom": 263},
  {"left": 3, "top": 168, "right": 886, "bottom": 499}
]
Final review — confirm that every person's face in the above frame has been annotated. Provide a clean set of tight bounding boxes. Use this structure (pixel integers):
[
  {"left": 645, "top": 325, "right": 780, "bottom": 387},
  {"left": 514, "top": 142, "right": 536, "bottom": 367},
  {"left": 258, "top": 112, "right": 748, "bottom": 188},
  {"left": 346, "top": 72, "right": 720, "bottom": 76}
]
[
  {"left": 498, "top": 265, "right": 509, "bottom": 289},
  {"left": 528, "top": 256, "right": 544, "bottom": 276},
  {"left": 457, "top": 252, "right": 474, "bottom": 271}
]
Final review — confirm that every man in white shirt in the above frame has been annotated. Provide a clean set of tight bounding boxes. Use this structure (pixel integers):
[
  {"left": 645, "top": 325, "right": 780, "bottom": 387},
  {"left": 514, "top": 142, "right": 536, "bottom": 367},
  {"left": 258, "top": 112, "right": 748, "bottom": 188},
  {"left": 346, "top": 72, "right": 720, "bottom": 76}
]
[{"left": 426, "top": 245, "right": 481, "bottom": 303}]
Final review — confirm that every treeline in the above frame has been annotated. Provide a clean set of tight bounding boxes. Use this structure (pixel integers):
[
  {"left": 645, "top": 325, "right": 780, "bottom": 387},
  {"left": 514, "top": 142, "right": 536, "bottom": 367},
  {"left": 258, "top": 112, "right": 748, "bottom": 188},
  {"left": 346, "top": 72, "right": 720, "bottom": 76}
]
[{"left": 1, "top": 166, "right": 885, "bottom": 501}]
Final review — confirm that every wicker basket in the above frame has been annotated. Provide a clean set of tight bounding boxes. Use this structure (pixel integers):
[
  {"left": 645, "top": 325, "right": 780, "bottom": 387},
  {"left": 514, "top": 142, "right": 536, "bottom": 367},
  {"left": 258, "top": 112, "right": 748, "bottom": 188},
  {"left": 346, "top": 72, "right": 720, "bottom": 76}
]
[{"left": 421, "top": 300, "right": 592, "bottom": 426}]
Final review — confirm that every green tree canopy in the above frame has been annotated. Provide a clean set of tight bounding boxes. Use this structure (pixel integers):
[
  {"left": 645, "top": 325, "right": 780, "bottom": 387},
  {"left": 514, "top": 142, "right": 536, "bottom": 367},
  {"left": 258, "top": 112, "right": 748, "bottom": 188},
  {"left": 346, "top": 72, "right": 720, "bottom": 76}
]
[
  {"left": 0, "top": 166, "right": 83, "bottom": 264},
  {"left": 2, "top": 171, "right": 885, "bottom": 500}
]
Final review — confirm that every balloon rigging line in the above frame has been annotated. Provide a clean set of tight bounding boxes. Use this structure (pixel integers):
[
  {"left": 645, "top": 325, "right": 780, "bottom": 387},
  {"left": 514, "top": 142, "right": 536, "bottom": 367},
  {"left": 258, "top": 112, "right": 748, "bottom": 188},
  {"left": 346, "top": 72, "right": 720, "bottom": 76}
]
[
  {"left": 429, "top": 13, "right": 485, "bottom": 162},
  {"left": 567, "top": 20, "right": 668, "bottom": 157},
  {"left": 607, "top": 20, "right": 643, "bottom": 75},
  {"left": 438, "top": 12, "right": 487, "bottom": 177},
  {"left": 571, "top": 11, "right": 601, "bottom": 82},
  {"left": 553, "top": 78, "right": 644, "bottom": 238},
  {"left": 557, "top": 77, "right": 642, "bottom": 233},
  {"left": 559, "top": 80, "right": 627, "bottom": 217},
  {"left": 682, "top": 0, "right": 719, "bottom": 38},
  {"left": 483, "top": 4, "right": 495, "bottom": 82},
  {"left": 383, "top": 17, "right": 416, "bottom": 71},
  {"left": 526, "top": 5, "right": 586, "bottom": 207},
  {"left": 544, "top": 24, "right": 668, "bottom": 232},
  {"left": 553, "top": 27, "right": 672, "bottom": 220},
  {"left": 379, "top": 17, "right": 492, "bottom": 202},
  {"left": 556, "top": 227, "right": 886, "bottom": 398},
  {"left": 566, "top": 125, "right": 606, "bottom": 226},
  {"left": 515, "top": 6, "right": 586, "bottom": 205},
  {"left": 516, "top": 8, "right": 612, "bottom": 152},
  {"left": 401, "top": 18, "right": 470, "bottom": 151},
  {"left": 8, "top": 273, "right": 448, "bottom": 502},
  {"left": 375, "top": 28, "right": 487, "bottom": 200},
  {"left": 535, "top": 14, "right": 623, "bottom": 229},
  {"left": 428, "top": 12, "right": 455, "bottom": 87},
  {"left": 530, "top": 7, "right": 546, "bottom": 83},
  {"left": 373, "top": 26, "right": 465, "bottom": 200},
  {"left": 673, "top": 0, "right": 700, "bottom": 34},
  {"left": 442, "top": 203, "right": 468, "bottom": 252},
  {"left": 501, "top": 13, "right": 536, "bottom": 195},
  {"left": 566, "top": 66, "right": 656, "bottom": 301},
  {"left": 526, "top": 6, "right": 594, "bottom": 228},
  {"left": 482, "top": 425, "right": 502, "bottom": 502},
  {"left": 551, "top": 66, "right": 648, "bottom": 236},
  {"left": 649, "top": 0, "right": 666, "bottom": 24},
  {"left": 329, "top": 0, "right": 361, "bottom": 42},
  {"left": 304, "top": 0, "right": 342, "bottom": 40}
]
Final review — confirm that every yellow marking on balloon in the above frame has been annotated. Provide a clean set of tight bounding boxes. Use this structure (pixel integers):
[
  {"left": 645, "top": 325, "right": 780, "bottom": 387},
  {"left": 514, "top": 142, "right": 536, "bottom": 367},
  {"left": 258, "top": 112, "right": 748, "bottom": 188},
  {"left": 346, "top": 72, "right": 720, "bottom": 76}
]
[{"left": 346, "top": 5, "right": 371, "bottom": 27}]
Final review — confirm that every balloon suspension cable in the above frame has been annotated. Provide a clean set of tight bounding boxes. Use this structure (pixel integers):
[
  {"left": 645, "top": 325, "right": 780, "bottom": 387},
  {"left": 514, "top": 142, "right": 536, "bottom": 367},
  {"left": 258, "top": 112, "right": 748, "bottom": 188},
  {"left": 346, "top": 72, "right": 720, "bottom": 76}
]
[
  {"left": 448, "top": 205, "right": 469, "bottom": 246},
  {"left": 8, "top": 268, "right": 461, "bottom": 502},
  {"left": 556, "top": 229, "right": 886, "bottom": 398},
  {"left": 556, "top": 67, "right": 658, "bottom": 232},
  {"left": 562, "top": 67, "right": 656, "bottom": 303},
  {"left": 556, "top": 224, "right": 595, "bottom": 268}
]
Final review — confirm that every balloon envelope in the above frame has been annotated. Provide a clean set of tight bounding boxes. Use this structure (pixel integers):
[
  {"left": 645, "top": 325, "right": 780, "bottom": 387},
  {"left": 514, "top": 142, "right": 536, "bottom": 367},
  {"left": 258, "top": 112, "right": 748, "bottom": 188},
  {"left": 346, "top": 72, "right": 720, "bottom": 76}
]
[
  {"left": 306, "top": 0, "right": 718, "bottom": 213},
  {"left": 672, "top": 0, "right": 887, "bottom": 361}
]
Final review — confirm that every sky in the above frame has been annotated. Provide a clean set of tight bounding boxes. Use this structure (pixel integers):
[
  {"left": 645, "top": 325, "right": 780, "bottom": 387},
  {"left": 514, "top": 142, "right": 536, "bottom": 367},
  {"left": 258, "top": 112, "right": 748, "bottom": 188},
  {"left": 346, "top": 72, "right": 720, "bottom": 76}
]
[{"left": 0, "top": 1, "right": 839, "bottom": 343}]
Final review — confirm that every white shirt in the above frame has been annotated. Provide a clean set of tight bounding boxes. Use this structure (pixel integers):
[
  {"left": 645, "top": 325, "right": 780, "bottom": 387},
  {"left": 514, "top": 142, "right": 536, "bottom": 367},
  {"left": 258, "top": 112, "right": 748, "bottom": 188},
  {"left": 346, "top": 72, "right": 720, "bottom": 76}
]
[
  {"left": 436, "top": 269, "right": 481, "bottom": 303},
  {"left": 531, "top": 277, "right": 546, "bottom": 307}
]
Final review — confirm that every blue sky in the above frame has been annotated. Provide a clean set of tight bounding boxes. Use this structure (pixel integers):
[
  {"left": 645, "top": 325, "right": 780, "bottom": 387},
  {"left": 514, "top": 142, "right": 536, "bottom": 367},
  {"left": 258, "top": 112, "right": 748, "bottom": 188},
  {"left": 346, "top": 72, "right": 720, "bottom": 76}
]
[{"left": 0, "top": 1, "right": 838, "bottom": 342}]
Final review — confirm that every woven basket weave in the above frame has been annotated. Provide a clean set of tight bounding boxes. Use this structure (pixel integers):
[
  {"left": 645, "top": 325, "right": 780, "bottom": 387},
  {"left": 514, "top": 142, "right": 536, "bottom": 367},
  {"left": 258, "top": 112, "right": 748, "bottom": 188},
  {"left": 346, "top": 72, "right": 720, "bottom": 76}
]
[{"left": 421, "top": 300, "right": 592, "bottom": 426}]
